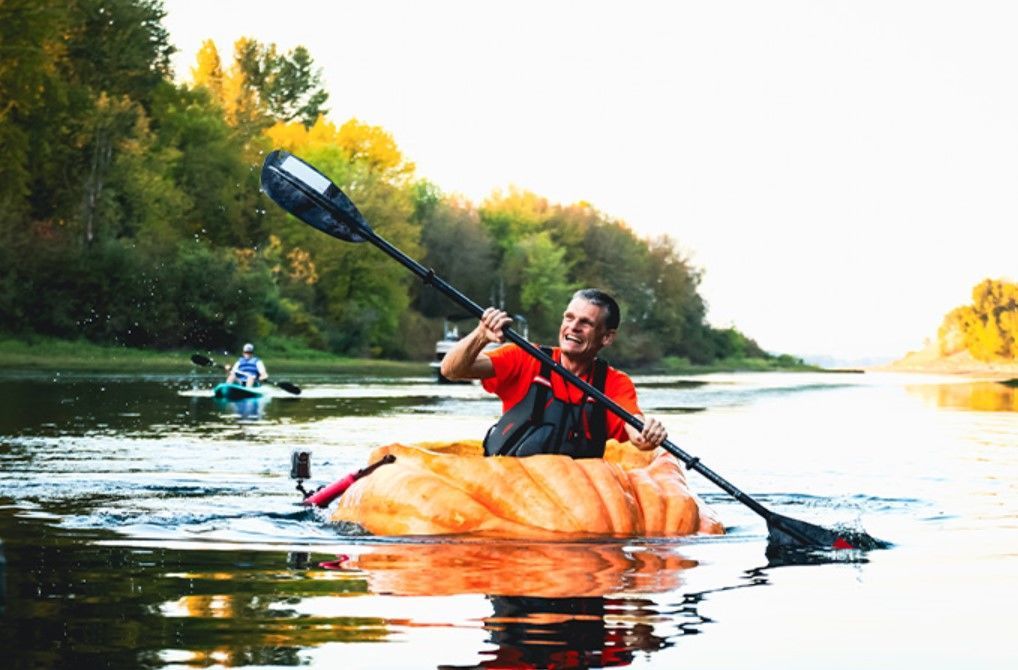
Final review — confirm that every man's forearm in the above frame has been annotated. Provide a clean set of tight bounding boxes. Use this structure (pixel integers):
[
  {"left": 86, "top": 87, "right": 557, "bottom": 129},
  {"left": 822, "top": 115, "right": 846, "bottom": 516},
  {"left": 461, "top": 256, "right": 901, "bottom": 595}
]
[{"left": 440, "top": 328, "right": 492, "bottom": 380}]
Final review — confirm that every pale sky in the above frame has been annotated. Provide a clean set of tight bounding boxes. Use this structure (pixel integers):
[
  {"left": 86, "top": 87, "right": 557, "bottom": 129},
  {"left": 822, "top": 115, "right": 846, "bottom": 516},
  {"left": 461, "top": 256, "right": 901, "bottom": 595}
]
[{"left": 163, "top": 1, "right": 1017, "bottom": 364}]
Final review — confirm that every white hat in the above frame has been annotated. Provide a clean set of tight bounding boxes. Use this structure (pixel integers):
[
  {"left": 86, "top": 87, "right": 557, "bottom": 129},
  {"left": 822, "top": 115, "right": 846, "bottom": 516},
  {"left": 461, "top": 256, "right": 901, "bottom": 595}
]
[{"left": 243, "top": 343, "right": 254, "bottom": 353}]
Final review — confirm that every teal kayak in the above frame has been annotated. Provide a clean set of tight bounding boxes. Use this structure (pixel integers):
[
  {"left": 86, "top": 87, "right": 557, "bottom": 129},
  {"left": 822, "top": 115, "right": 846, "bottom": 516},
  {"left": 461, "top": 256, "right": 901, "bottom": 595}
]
[{"left": 212, "top": 383, "right": 264, "bottom": 400}]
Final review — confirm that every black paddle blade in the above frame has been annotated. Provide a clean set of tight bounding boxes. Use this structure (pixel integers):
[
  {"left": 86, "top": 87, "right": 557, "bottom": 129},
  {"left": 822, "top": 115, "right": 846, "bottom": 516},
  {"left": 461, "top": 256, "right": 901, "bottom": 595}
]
[
  {"left": 766, "top": 512, "right": 888, "bottom": 551},
  {"left": 260, "top": 150, "right": 368, "bottom": 243},
  {"left": 191, "top": 354, "right": 214, "bottom": 367},
  {"left": 276, "top": 381, "right": 302, "bottom": 396}
]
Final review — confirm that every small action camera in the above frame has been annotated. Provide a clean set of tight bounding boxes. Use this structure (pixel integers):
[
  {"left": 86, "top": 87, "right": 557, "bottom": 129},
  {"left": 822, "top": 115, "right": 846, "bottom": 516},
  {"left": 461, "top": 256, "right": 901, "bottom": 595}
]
[{"left": 290, "top": 449, "right": 312, "bottom": 480}]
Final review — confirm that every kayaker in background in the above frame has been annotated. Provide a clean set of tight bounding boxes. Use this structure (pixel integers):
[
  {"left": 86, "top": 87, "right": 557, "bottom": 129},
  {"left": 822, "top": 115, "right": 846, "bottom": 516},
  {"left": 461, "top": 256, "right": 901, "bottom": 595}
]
[
  {"left": 441, "top": 288, "right": 667, "bottom": 458},
  {"left": 225, "top": 343, "right": 269, "bottom": 387}
]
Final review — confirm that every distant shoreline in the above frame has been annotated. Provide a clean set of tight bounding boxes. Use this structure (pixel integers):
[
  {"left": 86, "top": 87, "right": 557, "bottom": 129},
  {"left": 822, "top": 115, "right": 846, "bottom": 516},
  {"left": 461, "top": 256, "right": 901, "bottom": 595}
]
[
  {"left": 876, "top": 346, "right": 1018, "bottom": 381},
  {"left": 0, "top": 336, "right": 428, "bottom": 375},
  {"left": 13, "top": 334, "right": 1013, "bottom": 380},
  {"left": 0, "top": 335, "right": 819, "bottom": 375}
]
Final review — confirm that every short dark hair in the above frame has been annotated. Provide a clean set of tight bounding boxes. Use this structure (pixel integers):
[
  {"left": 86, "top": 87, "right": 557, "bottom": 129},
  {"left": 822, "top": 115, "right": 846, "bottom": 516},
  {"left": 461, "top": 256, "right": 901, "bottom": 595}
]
[{"left": 572, "top": 288, "right": 620, "bottom": 330}]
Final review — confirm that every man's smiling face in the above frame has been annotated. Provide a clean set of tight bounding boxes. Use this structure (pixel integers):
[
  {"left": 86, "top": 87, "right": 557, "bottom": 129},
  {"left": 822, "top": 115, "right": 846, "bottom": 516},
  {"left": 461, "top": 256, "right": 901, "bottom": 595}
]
[{"left": 559, "top": 297, "right": 616, "bottom": 362}]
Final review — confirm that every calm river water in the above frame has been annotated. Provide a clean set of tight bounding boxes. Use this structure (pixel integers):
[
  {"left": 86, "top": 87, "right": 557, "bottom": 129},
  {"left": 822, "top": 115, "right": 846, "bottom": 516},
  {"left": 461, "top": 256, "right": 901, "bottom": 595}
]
[{"left": 0, "top": 368, "right": 1015, "bottom": 668}]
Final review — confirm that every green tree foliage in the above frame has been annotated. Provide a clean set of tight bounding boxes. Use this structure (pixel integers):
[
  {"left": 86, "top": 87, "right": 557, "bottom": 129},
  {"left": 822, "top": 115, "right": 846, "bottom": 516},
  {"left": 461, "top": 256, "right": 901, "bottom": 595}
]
[
  {"left": 0, "top": 233, "right": 274, "bottom": 350},
  {"left": 149, "top": 82, "right": 263, "bottom": 246},
  {"left": 473, "top": 190, "right": 759, "bottom": 366},
  {"left": 506, "top": 232, "right": 577, "bottom": 339},
  {"left": 269, "top": 145, "right": 419, "bottom": 357},
  {"left": 480, "top": 187, "right": 550, "bottom": 259},
  {"left": 939, "top": 278, "right": 1018, "bottom": 361},
  {"left": 88, "top": 94, "right": 188, "bottom": 243},
  {"left": 0, "top": 0, "right": 176, "bottom": 246},
  {"left": 412, "top": 184, "right": 496, "bottom": 319},
  {"left": 235, "top": 40, "right": 329, "bottom": 128},
  {"left": 0, "top": 3, "right": 779, "bottom": 365},
  {"left": 64, "top": 0, "right": 174, "bottom": 110},
  {"left": 68, "top": 0, "right": 175, "bottom": 245},
  {"left": 0, "top": 1, "right": 70, "bottom": 231}
]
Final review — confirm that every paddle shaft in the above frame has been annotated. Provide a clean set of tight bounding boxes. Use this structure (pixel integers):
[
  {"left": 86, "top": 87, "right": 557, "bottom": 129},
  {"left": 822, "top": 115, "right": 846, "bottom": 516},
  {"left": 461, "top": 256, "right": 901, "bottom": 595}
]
[
  {"left": 261, "top": 153, "right": 883, "bottom": 548},
  {"left": 350, "top": 218, "right": 778, "bottom": 523},
  {"left": 266, "top": 164, "right": 777, "bottom": 521}
]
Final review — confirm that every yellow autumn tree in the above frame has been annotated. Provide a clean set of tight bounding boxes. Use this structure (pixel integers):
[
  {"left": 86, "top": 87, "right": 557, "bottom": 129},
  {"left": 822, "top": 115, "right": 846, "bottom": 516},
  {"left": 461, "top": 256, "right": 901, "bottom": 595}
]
[
  {"left": 333, "top": 119, "right": 415, "bottom": 183},
  {"left": 265, "top": 117, "right": 415, "bottom": 184},
  {"left": 480, "top": 186, "right": 553, "bottom": 256},
  {"left": 190, "top": 39, "right": 224, "bottom": 102},
  {"left": 938, "top": 278, "right": 1018, "bottom": 361},
  {"left": 190, "top": 39, "right": 259, "bottom": 128}
]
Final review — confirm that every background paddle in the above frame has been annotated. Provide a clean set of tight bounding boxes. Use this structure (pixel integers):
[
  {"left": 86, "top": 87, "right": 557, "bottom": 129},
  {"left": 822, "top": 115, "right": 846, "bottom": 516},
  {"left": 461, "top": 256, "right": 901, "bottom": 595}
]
[
  {"left": 260, "top": 149, "right": 885, "bottom": 551},
  {"left": 190, "top": 354, "right": 302, "bottom": 395}
]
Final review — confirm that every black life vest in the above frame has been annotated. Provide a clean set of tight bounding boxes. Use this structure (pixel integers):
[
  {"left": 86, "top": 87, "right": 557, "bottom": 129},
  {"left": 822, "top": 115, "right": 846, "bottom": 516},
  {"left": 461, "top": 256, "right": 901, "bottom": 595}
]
[{"left": 483, "top": 347, "right": 609, "bottom": 459}]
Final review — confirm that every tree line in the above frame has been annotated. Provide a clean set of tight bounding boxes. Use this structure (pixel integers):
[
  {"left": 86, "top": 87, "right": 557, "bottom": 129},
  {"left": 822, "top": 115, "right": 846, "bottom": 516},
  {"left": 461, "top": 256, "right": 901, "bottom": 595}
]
[
  {"left": 939, "top": 279, "right": 1018, "bottom": 362},
  {"left": 0, "top": 0, "right": 783, "bottom": 367}
]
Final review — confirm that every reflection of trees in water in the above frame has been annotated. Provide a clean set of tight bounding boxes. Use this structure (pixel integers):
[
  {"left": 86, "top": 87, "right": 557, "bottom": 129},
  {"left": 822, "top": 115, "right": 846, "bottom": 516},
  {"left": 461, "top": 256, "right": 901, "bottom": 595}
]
[
  {"left": 0, "top": 519, "right": 383, "bottom": 669},
  {"left": 0, "top": 539, "right": 5, "bottom": 617},
  {"left": 907, "top": 382, "right": 1017, "bottom": 412}
]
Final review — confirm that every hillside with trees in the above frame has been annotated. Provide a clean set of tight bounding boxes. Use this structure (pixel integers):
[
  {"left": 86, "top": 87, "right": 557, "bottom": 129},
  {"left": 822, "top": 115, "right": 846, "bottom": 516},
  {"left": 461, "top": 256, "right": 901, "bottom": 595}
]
[{"left": 0, "top": 0, "right": 795, "bottom": 369}]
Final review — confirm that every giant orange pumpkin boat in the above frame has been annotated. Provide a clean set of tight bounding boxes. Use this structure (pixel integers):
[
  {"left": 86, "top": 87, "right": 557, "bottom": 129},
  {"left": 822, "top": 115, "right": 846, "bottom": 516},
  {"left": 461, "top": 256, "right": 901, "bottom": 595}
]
[{"left": 330, "top": 440, "right": 725, "bottom": 538}]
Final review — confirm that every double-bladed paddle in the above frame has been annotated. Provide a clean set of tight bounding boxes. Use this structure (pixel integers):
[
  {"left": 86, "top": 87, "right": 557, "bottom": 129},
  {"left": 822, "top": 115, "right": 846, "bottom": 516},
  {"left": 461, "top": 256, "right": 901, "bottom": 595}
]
[
  {"left": 190, "top": 353, "right": 302, "bottom": 396},
  {"left": 260, "top": 149, "right": 885, "bottom": 550}
]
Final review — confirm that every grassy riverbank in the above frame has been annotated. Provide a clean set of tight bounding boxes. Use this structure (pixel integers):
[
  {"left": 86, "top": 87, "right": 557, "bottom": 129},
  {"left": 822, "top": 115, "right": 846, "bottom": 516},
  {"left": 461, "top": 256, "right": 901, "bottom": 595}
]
[
  {"left": 0, "top": 336, "right": 822, "bottom": 375},
  {"left": 0, "top": 336, "right": 429, "bottom": 375}
]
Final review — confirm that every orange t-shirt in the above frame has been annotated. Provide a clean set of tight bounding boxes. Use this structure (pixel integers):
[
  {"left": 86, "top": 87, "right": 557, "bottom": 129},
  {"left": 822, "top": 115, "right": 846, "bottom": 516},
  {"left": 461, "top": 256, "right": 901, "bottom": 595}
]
[{"left": 481, "top": 344, "right": 641, "bottom": 442}]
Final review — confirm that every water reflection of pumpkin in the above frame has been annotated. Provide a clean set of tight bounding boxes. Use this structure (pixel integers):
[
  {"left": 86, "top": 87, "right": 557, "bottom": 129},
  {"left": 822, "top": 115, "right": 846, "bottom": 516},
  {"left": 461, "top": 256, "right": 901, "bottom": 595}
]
[
  {"left": 340, "top": 542, "right": 697, "bottom": 598},
  {"left": 908, "top": 382, "right": 1018, "bottom": 412},
  {"left": 332, "top": 441, "right": 724, "bottom": 538}
]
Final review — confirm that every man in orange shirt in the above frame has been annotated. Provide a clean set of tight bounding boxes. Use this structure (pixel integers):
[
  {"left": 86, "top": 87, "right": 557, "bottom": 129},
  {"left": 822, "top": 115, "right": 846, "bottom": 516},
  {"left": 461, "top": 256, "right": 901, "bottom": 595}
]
[{"left": 441, "top": 289, "right": 667, "bottom": 458}]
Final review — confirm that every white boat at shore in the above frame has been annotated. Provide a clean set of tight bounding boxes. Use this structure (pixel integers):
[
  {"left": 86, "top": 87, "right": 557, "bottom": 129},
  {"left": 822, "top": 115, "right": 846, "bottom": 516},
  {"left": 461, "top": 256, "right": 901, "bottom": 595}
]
[{"left": 430, "top": 315, "right": 527, "bottom": 383}]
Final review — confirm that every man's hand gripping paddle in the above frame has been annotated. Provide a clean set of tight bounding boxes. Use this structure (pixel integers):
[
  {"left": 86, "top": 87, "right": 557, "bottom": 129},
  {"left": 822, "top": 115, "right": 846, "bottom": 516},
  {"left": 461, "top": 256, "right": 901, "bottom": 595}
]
[{"left": 260, "top": 149, "right": 887, "bottom": 552}]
